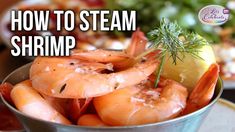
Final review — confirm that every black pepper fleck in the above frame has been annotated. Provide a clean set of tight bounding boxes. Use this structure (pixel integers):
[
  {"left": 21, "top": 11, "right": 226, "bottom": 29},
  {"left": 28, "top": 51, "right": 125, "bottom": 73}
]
[
  {"left": 141, "top": 58, "right": 147, "bottom": 63},
  {"left": 114, "top": 83, "right": 119, "bottom": 89},
  {"left": 60, "top": 84, "right": 66, "bottom": 93}
]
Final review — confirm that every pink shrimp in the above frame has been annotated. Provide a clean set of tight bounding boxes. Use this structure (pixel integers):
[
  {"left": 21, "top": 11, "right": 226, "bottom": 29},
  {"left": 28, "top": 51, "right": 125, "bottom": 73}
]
[
  {"left": 125, "top": 28, "right": 148, "bottom": 57},
  {"left": 71, "top": 49, "right": 132, "bottom": 63},
  {"left": 93, "top": 79, "right": 188, "bottom": 126},
  {"left": 10, "top": 80, "right": 71, "bottom": 125},
  {"left": 71, "top": 28, "right": 149, "bottom": 70},
  {"left": 182, "top": 64, "right": 219, "bottom": 115},
  {"left": 77, "top": 114, "right": 107, "bottom": 126},
  {"left": 68, "top": 98, "right": 93, "bottom": 123},
  {"left": 30, "top": 55, "right": 158, "bottom": 98}
]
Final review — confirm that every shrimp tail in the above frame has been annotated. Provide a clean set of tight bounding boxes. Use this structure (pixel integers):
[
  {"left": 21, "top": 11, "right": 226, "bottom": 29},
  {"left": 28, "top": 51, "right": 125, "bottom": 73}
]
[
  {"left": 69, "top": 98, "right": 92, "bottom": 123},
  {"left": 182, "top": 64, "right": 219, "bottom": 115},
  {"left": 126, "top": 28, "right": 147, "bottom": 57}
]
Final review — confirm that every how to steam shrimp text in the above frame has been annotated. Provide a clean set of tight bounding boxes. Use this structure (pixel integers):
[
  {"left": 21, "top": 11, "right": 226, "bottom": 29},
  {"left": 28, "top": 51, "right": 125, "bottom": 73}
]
[{"left": 10, "top": 10, "right": 136, "bottom": 56}]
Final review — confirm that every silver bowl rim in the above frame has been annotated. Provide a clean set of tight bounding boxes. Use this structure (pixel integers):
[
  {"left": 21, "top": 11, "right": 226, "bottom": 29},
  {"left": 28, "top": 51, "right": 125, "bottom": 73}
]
[{"left": 1, "top": 62, "right": 224, "bottom": 130}]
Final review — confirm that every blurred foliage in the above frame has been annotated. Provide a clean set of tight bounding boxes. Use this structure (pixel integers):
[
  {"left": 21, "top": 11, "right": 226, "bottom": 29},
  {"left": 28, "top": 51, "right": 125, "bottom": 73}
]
[{"left": 105, "top": 0, "right": 235, "bottom": 43}]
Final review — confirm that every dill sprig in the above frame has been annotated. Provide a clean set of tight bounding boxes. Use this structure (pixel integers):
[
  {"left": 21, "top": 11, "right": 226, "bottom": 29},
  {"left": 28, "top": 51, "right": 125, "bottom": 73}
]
[{"left": 147, "top": 18, "right": 208, "bottom": 87}]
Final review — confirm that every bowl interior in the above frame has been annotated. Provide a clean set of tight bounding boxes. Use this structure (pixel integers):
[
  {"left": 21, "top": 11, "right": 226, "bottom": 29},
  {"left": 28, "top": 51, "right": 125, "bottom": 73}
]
[{"left": 1, "top": 62, "right": 223, "bottom": 131}]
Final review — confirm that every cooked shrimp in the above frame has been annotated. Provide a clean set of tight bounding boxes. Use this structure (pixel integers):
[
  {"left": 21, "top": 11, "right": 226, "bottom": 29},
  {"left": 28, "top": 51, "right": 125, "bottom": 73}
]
[
  {"left": 114, "top": 29, "right": 149, "bottom": 70},
  {"left": 125, "top": 28, "right": 147, "bottom": 57},
  {"left": 71, "top": 49, "right": 135, "bottom": 70},
  {"left": 42, "top": 94, "right": 93, "bottom": 123},
  {"left": 93, "top": 79, "right": 188, "bottom": 126},
  {"left": 77, "top": 114, "right": 107, "bottom": 126},
  {"left": 10, "top": 80, "right": 71, "bottom": 125},
  {"left": 30, "top": 56, "right": 158, "bottom": 98},
  {"left": 41, "top": 94, "right": 70, "bottom": 117},
  {"left": 71, "top": 28, "right": 147, "bottom": 62},
  {"left": 68, "top": 98, "right": 92, "bottom": 123},
  {"left": 182, "top": 64, "right": 219, "bottom": 115},
  {"left": 71, "top": 49, "right": 132, "bottom": 63},
  {"left": 72, "top": 29, "right": 148, "bottom": 70},
  {"left": 30, "top": 57, "right": 113, "bottom": 75}
]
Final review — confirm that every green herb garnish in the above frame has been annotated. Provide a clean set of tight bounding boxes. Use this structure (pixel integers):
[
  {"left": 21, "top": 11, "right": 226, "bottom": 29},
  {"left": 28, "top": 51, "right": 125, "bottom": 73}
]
[{"left": 147, "top": 18, "right": 208, "bottom": 87}]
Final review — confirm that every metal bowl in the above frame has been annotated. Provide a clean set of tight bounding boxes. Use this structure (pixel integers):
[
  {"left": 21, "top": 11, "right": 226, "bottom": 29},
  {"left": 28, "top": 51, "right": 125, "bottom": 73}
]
[{"left": 1, "top": 63, "right": 223, "bottom": 132}]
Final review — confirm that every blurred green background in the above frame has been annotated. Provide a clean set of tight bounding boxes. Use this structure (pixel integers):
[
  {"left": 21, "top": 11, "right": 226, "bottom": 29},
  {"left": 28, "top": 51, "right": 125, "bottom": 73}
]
[{"left": 105, "top": 0, "right": 235, "bottom": 43}]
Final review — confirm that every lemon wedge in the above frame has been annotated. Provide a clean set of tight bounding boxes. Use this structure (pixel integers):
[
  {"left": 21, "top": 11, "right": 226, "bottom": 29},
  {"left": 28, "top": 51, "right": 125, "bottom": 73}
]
[{"left": 161, "top": 44, "right": 216, "bottom": 92}]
